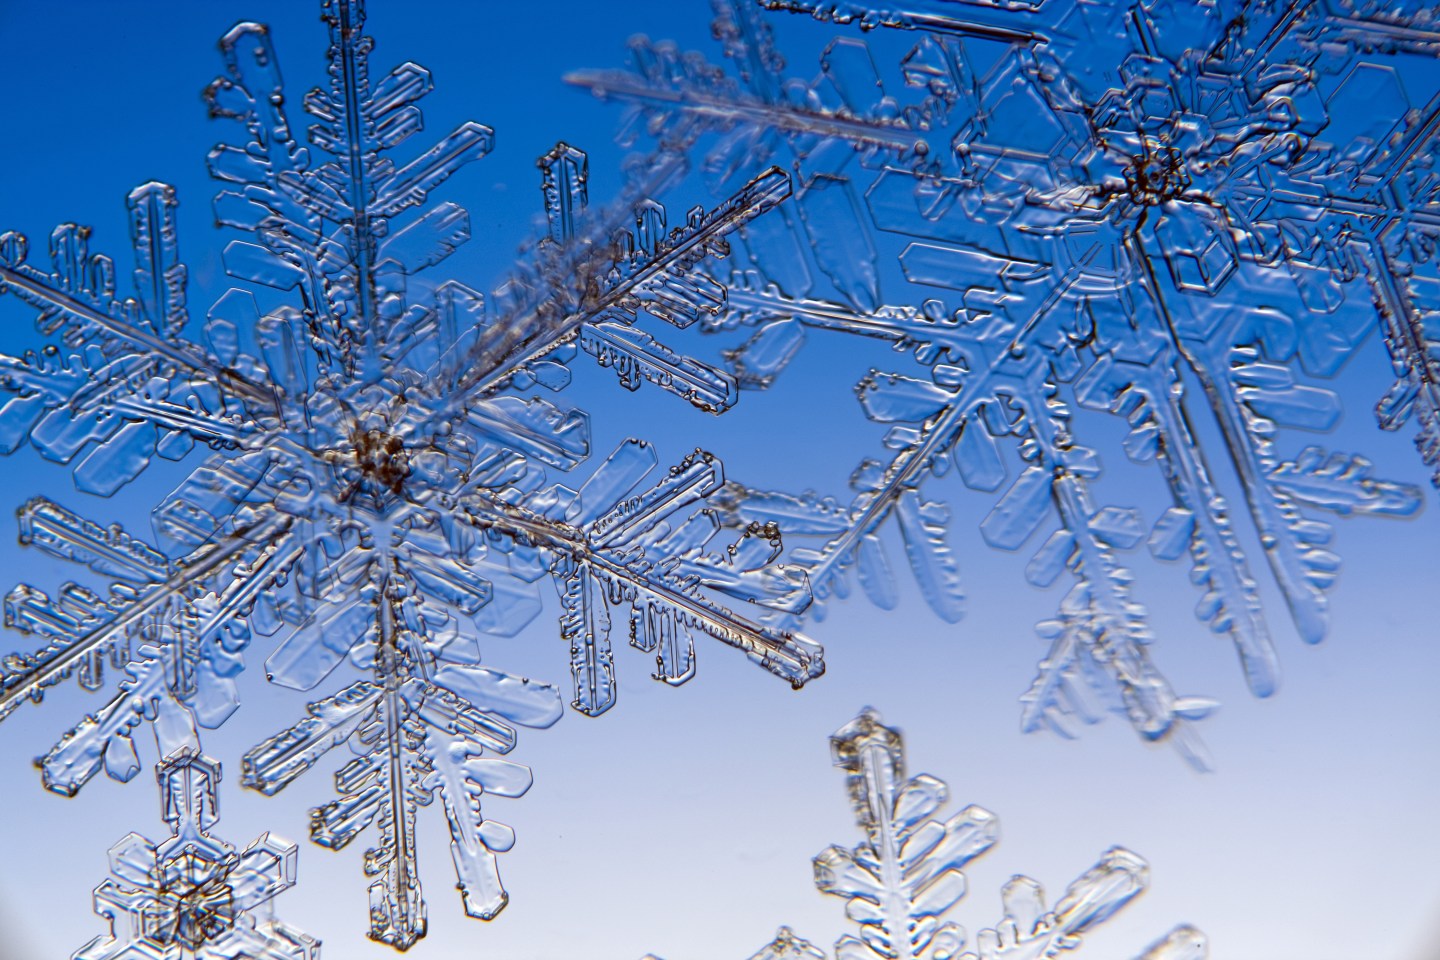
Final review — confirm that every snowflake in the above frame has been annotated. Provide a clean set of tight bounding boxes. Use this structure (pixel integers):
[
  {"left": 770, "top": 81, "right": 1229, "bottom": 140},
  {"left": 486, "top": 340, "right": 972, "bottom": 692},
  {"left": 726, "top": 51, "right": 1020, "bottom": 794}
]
[
  {"left": 571, "top": 0, "right": 1436, "bottom": 766},
  {"left": 643, "top": 709, "right": 1205, "bottom": 960},
  {"left": 0, "top": 0, "right": 825, "bottom": 949},
  {"left": 75, "top": 747, "right": 318, "bottom": 960}
]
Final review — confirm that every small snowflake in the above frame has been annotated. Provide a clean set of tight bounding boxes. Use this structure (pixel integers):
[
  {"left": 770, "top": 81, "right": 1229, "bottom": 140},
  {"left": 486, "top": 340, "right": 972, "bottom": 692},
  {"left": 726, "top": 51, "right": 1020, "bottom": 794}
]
[{"left": 75, "top": 747, "right": 318, "bottom": 960}]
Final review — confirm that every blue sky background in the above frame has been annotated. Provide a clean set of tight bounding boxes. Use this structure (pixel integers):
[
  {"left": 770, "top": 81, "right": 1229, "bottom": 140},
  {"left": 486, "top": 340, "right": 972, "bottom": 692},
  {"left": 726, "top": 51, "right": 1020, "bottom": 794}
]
[{"left": 0, "top": 2, "right": 1437, "bottom": 959}]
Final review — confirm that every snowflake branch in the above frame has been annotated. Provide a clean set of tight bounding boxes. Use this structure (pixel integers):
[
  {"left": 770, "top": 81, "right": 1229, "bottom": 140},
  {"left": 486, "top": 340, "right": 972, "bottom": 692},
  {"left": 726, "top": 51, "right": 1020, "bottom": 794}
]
[
  {"left": 0, "top": 510, "right": 289, "bottom": 721},
  {"left": 442, "top": 165, "right": 793, "bottom": 416}
]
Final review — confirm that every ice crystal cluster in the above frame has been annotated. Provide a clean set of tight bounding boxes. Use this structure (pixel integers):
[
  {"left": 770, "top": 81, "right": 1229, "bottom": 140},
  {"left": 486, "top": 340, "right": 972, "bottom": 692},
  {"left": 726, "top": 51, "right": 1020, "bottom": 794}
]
[
  {"left": 572, "top": 0, "right": 1438, "bottom": 766},
  {"left": 0, "top": 0, "right": 826, "bottom": 950},
  {"left": 645, "top": 709, "right": 1205, "bottom": 960}
]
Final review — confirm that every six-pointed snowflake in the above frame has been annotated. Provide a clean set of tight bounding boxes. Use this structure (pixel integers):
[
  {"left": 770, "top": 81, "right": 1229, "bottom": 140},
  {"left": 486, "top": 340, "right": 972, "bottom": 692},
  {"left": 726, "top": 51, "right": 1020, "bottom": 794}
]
[
  {"left": 572, "top": 0, "right": 1436, "bottom": 766},
  {"left": 76, "top": 747, "right": 319, "bottom": 960},
  {"left": 0, "top": 0, "right": 823, "bottom": 948}
]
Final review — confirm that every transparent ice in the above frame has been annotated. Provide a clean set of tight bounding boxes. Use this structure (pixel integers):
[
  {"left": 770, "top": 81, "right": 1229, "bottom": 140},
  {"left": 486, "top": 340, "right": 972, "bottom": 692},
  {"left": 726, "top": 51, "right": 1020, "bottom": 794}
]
[
  {"left": 643, "top": 709, "right": 1204, "bottom": 960},
  {"left": 75, "top": 747, "right": 318, "bottom": 960},
  {"left": 0, "top": 0, "right": 825, "bottom": 949},
  {"left": 572, "top": 0, "right": 1437, "bottom": 766}
]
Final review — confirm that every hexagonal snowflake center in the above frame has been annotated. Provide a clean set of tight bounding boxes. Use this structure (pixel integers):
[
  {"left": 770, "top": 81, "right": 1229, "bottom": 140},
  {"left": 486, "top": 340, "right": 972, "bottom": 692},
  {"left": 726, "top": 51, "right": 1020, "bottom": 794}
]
[
  {"left": 1124, "top": 145, "right": 1189, "bottom": 205},
  {"left": 351, "top": 428, "right": 410, "bottom": 495},
  {"left": 155, "top": 874, "right": 236, "bottom": 949}
]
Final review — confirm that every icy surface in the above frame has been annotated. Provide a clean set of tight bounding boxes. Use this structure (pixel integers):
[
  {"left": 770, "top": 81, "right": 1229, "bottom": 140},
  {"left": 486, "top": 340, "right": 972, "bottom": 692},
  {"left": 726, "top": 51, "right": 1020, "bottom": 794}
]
[
  {"left": 644, "top": 709, "right": 1204, "bottom": 960},
  {"left": 0, "top": 0, "right": 823, "bottom": 949},
  {"left": 572, "top": 0, "right": 1437, "bottom": 765}
]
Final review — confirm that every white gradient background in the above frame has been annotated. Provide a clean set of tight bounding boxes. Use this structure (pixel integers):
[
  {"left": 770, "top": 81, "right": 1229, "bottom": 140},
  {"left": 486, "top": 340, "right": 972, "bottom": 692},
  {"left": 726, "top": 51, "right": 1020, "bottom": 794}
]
[{"left": 0, "top": 3, "right": 1436, "bottom": 959}]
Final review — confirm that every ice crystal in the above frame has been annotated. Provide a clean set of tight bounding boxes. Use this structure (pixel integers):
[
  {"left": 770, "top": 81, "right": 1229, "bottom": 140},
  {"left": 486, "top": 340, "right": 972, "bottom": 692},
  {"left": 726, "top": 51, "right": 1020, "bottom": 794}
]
[
  {"left": 644, "top": 709, "right": 1204, "bottom": 960},
  {"left": 76, "top": 747, "right": 318, "bottom": 960},
  {"left": 572, "top": 0, "right": 1436, "bottom": 765},
  {"left": 0, "top": 0, "right": 824, "bottom": 949}
]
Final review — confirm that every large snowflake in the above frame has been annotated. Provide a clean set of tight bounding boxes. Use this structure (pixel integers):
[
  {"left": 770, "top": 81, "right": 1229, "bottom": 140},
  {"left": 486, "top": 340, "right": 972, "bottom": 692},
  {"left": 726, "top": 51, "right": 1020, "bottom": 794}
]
[
  {"left": 0, "top": 0, "right": 825, "bottom": 949},
  {"left": 572, "top": 0, "right": 1436, "bottom": 766},
  {"left": 643, "top": 709, "right": 1205, "bottom": 960}
]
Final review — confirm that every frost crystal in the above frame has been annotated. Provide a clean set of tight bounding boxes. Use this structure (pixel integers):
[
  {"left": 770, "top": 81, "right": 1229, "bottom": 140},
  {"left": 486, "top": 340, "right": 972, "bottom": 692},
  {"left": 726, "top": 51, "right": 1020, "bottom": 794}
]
[
  {"left": 572, "top": 0, "right": 1436, "bottom": 765},
  {"left": 0, "top": 0, "right": 823, "bottom": 949},
  {"left": 76, "top": 747, "right": 318, "bottom": 960},
  {"left": 645, "top": 709, "right": 1204, "bottom": 960}
]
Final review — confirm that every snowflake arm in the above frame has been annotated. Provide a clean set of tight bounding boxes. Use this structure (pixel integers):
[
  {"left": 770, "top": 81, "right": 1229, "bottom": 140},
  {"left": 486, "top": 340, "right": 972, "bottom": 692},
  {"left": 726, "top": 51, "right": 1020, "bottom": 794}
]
[
  {"left": 205, "top": 4, "right": 496, "bottom": 379},
  {"left": 1074, "top": 352, "right": 1278, "bottom": 698},
  {"left": 1371, "top": 248, "right": 1440, "bottom": 486},
  {"left": 1132, "top": 927, "right": 1208, "bottom": 960},
  {"left": 0, "top": 188, "right": 265, "bottom": 487},
  {"left": 447, "top": 443, "right": 822, "bottom": 714},
  {"left": 564, "top": 0, "right": 941, "bottom": 190},
  {"left": 244, "top": 619, "right": 563, "bottom": 949},
  {"left": 753, "top": 0, "right": 1046, "bottom": 43},
  {"left": 2, "top": 498, "right": 292, "bottom": 784},
  {"left": 440, "top": 161, "right": 793, "bottom": 421},
  {"left": 957, "top": 848, "right": 1148, "bottom": 960},
  {"left": 990, "top": 368, "right": 1218, "bottom": 768},
  {"left": 818, "top": 712, "right": 996, "bottom": 960}
]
